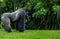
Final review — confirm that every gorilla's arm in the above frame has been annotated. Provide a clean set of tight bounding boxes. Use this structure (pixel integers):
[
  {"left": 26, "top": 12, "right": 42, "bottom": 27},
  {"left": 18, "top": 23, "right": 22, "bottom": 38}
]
[{"left": 1, "top": 13, "right": 12, "bottom": 32}]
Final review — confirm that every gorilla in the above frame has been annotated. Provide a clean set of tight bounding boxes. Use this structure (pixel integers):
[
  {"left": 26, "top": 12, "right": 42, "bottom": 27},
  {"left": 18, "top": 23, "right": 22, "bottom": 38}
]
[{"left": 1, "top": 7, "right": 28, "bottom": 32}]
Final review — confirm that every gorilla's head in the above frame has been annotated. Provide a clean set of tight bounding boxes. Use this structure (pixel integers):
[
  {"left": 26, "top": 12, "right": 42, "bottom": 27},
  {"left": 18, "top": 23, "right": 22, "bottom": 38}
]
[{"left": 20, "top": 7, "right": 30, "bottom": 22}]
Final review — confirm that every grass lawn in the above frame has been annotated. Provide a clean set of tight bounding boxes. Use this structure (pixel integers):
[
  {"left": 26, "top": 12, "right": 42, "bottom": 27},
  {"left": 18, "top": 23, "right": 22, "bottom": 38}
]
[{"left": 0, "top": 29, "right": 60, "bottom": 39}]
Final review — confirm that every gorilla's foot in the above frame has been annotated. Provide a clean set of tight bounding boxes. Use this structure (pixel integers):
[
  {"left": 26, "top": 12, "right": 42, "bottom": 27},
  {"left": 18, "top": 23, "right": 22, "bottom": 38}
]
[
  {"left": 16, "top": 29, "right": 24, "bottom": 32},
  {"left": 18, "top": 28, "right": 24, "bottom": 32},
  {"left": 18, "top": 30, "right": 24, "bottom": 32},
  {"left": 5, "top": 29, "right": 12, "bottom": 32},
  {"left": 18, "top": 26, "right": 25, "bottom": 32},
  {"left": 4, "top": 27, "right": 12, "bottom": 32}
]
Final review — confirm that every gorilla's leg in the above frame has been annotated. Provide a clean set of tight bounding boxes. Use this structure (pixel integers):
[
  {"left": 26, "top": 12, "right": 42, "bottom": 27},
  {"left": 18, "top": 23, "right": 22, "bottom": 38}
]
[
  {"left": 1, "top": 17, "right": 11, "bottom": 32},
  {"left": 17, "top": 15, "right": 25, "bottom": 32},
  {"left": 15, "top": 21, "right": 18, "bottom": 30},
  {"left": 11, "top": 21, "right": 16, "bottom": 29}
]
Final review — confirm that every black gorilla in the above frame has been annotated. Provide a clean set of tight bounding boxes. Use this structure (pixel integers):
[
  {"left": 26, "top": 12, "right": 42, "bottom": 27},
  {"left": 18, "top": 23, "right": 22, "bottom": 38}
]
[{"left": 1, "top": 7, "right": 28, "bottom": 32}]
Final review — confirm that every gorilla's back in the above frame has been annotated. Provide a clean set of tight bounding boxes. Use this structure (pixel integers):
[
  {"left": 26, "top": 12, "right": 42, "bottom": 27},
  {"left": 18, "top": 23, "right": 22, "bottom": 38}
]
[{"left": 1, "top": 12, "right": 11, "bottom": 19}]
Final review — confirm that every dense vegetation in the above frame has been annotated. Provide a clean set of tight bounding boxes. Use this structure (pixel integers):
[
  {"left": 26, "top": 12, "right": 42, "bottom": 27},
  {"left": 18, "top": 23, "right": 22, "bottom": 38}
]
[{"left": 0, "top": 0, "right": 60, "bottom": 30}]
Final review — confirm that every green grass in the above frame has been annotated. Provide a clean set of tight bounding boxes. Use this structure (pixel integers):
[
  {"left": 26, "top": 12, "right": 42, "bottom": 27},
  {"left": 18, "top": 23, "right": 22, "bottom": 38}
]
[{"left": 0, "top": 29, "right": 60, "bottom": 39}]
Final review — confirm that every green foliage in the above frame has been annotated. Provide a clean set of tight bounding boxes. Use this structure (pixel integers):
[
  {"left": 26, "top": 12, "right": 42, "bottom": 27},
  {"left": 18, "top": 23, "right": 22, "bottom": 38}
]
[
  {"left": 25, "top": 2, "right": 32, "bottom": 10},
  {"left": 53, "top": 5, "right": 60, "bottom": 12},
  {"left": 50, "top": 0, "right": 58, "bottom": 4},
  {"left": 53, "top": 5, "right": 60, "bottom": 25},
  {"left": 26, "top": 21, "right": 37, "bottom": 29},
  {"left": 0, "top": 0, "right": 4, "bottom": 2},
  {"left": 0, "top": 0, "right": 6, "bottom": 7},
  {"left": 34, "top": 2, "right": 44, "bottom": 11},
  {"left": 32, "top": 8, "right": 47, "bottom": 18}
]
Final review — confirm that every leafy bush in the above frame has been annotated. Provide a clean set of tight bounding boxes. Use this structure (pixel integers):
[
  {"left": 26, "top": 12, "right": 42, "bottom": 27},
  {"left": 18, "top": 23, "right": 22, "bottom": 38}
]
[
  {"left": 26, "top": 21, "right": 37, "bottom": 29},
  {"left": 32, "top": 8, "right": 47, "bottom": 18},
  {"left": 34, "top": 2, "right": 44, "bottom": 11},
  {"left": 53, "top": 5, "right": 60, "bottom": 12}
]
